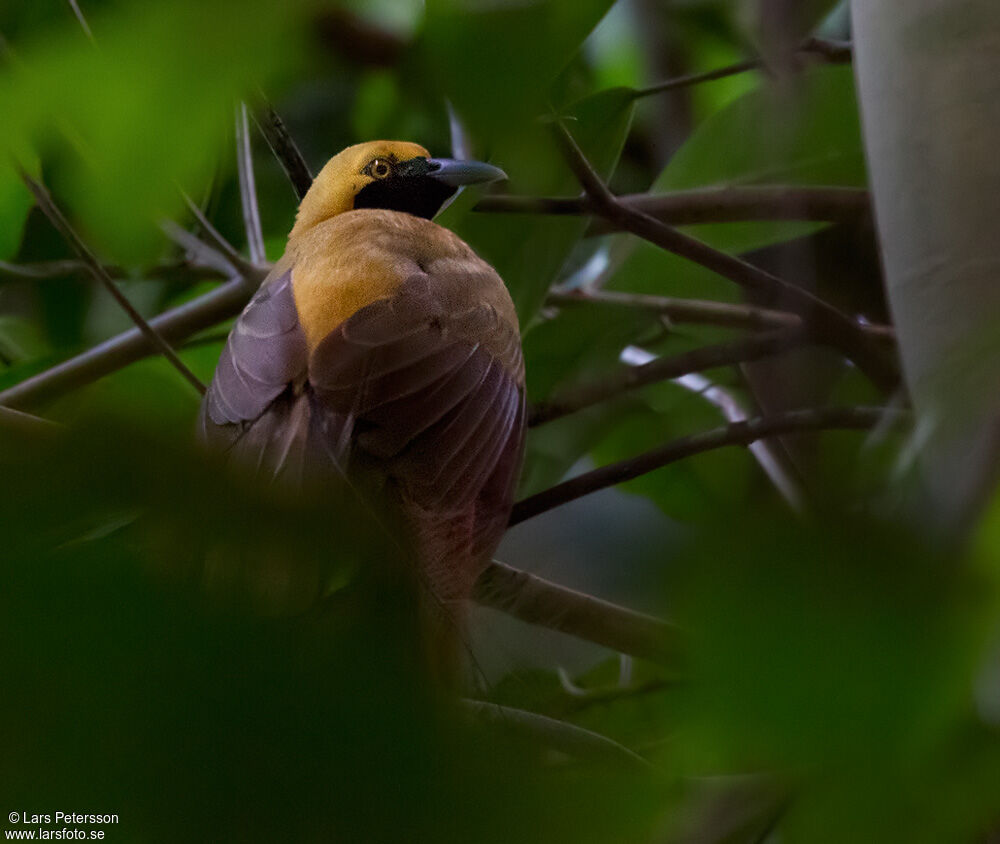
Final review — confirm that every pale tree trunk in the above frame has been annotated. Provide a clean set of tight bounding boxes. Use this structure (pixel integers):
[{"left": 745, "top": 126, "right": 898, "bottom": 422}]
[{"left": 851, "top": 0, "right": 1000, "bottom": 536}]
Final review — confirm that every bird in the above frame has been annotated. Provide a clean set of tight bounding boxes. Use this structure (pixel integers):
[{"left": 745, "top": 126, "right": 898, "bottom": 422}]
[{"left": 199, "top": 141, "right": 525, "bottom": 660}]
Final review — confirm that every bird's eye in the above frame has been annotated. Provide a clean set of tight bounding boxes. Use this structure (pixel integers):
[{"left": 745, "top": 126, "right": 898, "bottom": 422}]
[{"left": 370, "top": 159, "right": 391, "bottom": 178}]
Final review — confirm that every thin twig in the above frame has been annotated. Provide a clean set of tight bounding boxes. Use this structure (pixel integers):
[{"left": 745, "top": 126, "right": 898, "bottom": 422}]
[
  {"left": 253, "top": 102, "right": 313, "bottom": 200},
  {"left": 511, "top": 405, "right": 898, "bottom": 524},
  {"left": 0, "top": 259, "right": 118, "bottom": 280},
  {"left": 632, "top": 37, "right": 852, "bottom": 99},
  {"left": 476, "top": 185, "right": 871, "bottom": 226},
  {"left": 474, "top": 560, "right": 678, "bottom": 665},
  {"left": 634, "top": 58, "right": 762, "bottom": 99},
  {"left": 548, "top": 287, "right": 800, "bottom": 331},
  {"left": 175, "top": 192, "right": 259, "bottom": 277},
  {"left": 65, "top": 0, "right": 94, "bottom": 42},
  {"left": 0, "top": 277, "right": 257, "bottom": 410},
  {"left": 236, "top": 102, "right": 267, "bottom": 265},
  {"left": 547, "top": 288, "right": 895, "bottom": 341},
  {"left": 550, "top": 122, "right": 896, "bottom": 392},
  {"left": 19, "top": 169, "right": 206, "bottom": 396},
  {"left": 461, "top": 699, "right": 653, "bottom": 770},
  {"left": 0, "top": 405, "right": 61, "bottom": 439},
  {"left": 529, "top": 328, "right": 806, "bottom": 426}
]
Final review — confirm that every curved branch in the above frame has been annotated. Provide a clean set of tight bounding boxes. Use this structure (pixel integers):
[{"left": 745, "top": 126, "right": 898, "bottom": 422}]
[{"left": 512, "top": 406, "right": 897, "bottom": 524}]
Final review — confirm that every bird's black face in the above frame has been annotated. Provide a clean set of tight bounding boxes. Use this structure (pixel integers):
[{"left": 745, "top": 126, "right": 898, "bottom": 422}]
[{"left": 353, "top": 156, "right": 506, "bottom": 220}]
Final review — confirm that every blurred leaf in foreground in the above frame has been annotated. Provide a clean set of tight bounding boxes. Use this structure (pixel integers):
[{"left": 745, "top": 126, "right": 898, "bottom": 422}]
[{"left": 0, "top": 0, "right": 310, "bottom": 263}]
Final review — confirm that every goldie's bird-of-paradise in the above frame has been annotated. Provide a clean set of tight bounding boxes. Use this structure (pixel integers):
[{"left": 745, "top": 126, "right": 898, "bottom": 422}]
[{"left": 199, "top": 141, "right": 524, "bottom": 643}]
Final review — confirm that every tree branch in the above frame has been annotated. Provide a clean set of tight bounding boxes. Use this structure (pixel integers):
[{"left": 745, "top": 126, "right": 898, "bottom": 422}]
[
  {"left": 548, "top": 287, "right": 799, "bottom": 332},
  {"left": 175, "top": 192, "right": 260, "bottom": 278},
  {"left": 529, "top": 328, "right": 806, "bottom": 426},
  {"left": 0, "top": 276, "right": 258, "bottom": 410},
  {"left": 19, "top": 170, "right": 207, "bottom": 396},
  {"left": 546, "top": 287, "right": 894, "bottom": 340},
  {"left": 474, "top": 560, "right": 678, "bottom": 665},
  {"left": 252, "top": 102, "right": 313, "bottom": 201},
  {"left": 511, "top": 406, "right": 896, "bottom": 524},
  {"left": 0, "top": 405, "right": 60, "bottom": 439},
  {"left": 236, "top": 102, "right": 267, "bottom": 265},
  {"left": 632, "top": 37, "right": 852, "bottom": 99},
  {"left": 461, "top": 699, "right": 653, "bottom": 770},
  {"left": 475, "top": 185, "right": 871, "bottom": 226},
  {"left": 65, "top": 0, "right": 94, "bottom": 42},
  {"left": 549, "top": 122, "right": 896, "bottom": 392},
  {"left": 0, "top": 258, "right": 227, "bottom": 282}
]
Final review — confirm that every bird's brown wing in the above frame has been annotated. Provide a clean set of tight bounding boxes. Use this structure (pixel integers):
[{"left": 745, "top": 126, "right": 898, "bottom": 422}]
[
  {"left": 310, "top": 274, "right": 525, "bottom": 597},
  {"left": 198, "top": 269, "right": 325, "bottom": 483},
  {"left": 200, "top": 270, "right": 525, "bottom": 595}
]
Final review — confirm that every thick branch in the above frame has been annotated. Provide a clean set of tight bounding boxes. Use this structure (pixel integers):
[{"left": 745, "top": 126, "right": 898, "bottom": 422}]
[
  {"left": 253, "top": 103, "right": 313, "bottom": 201},
  {"left": 512, "top": 406, "right": 893, "bottom": 524},
  {"left": 476, "top": 185, "right": 871, "bottom": 226},
  {"left": 474, "top": 560, "right": 678, "bottom": 665},
  {"left": 20, "top": 170, "right": 206, "bottom": 396},
  {"left": 550, "top": 123, "right": 896, "bottom": 392},
  {"left": 529, "top": 328, "right": 805, "bottom": 426}
]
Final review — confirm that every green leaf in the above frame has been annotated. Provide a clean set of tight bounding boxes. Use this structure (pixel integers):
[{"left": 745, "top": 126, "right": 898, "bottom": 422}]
[
  {"left": 0, "top": 315, "right": 49, "bottom": 365},
  {"left": 588, "top": 380, "right": 752, "bottom": 522},
  {"left": 0, "top": 0, "right": 310, "bottom": 264},
  {"left": 654, "top": 64, "right": 866, "bottom": 255},
  {"left": 421, "top": 0, "right": 616, "bottom": 139},
  {"left": 0, "top": 169, "right": 33, "bottom": 260},
  {"left": 440, "top": 87, "right": 634, "bottom": 325}
]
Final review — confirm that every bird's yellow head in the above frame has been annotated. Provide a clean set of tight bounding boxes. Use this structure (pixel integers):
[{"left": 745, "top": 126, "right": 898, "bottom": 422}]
[{"left": 290, "top": 140, "right": 506, "bottom": 237}]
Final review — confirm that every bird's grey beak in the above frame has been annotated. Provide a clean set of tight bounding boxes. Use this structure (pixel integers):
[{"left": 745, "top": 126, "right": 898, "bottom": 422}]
[{"left": 426, "top": 158, "right": 507, "bottom": 187}]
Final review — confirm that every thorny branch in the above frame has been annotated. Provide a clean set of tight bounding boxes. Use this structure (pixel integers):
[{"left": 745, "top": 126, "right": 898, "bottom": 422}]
[
  {"left": 19, "top": 170, "right": 207, "bottom": 396},
  {"left": 176, "top": 192, "right": 259, "bottom": 278},
  {"left": 0, "top": 276, "right": 258, "bottom": 410}
]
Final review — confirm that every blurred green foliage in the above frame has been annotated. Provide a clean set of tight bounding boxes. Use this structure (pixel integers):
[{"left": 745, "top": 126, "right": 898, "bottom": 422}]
[{"left": 2, "top": 0, "right": 1000, "bottom": 841}]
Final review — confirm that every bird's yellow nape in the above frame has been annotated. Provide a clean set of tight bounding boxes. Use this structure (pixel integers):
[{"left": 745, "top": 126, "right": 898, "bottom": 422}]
[{"left": 290, "top": 141, "right": 432, "bottom": 238}]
